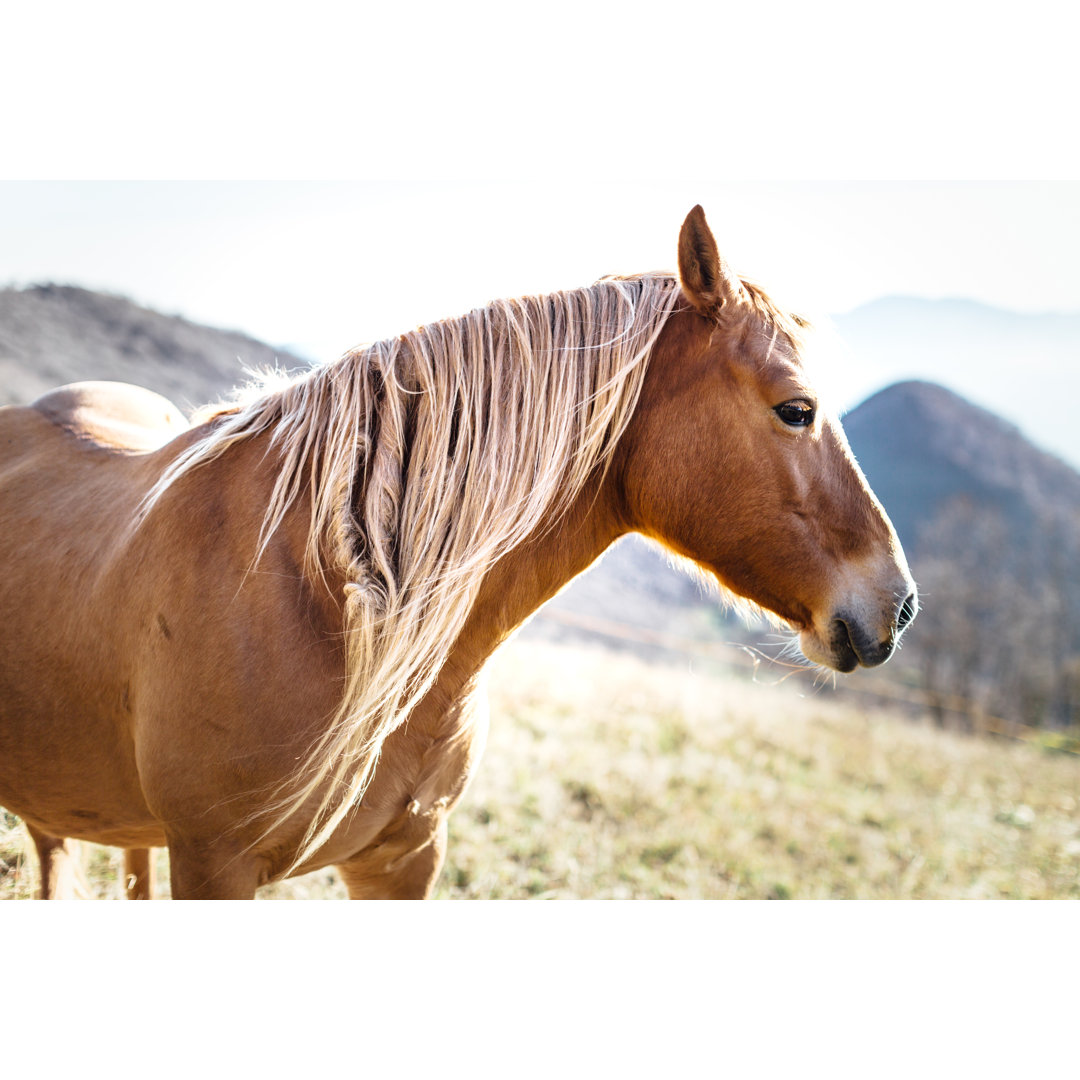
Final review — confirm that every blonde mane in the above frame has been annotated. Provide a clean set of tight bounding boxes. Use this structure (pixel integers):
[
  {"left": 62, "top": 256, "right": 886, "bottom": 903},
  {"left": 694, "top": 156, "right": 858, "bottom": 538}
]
[{"left": 145, "top": 273, "right": 683, "bottom": 865}]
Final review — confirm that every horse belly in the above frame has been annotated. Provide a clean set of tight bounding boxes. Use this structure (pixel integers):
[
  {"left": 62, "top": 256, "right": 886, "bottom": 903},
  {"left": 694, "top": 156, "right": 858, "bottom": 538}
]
[{"left": 0, "top": 669, "right": 162, "bottom": 846}]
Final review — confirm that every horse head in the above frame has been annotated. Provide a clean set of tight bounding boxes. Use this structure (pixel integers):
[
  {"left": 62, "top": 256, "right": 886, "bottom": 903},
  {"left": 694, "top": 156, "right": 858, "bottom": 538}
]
[{"left": 619, "top": 205, "right": 917, "bottom": 672}]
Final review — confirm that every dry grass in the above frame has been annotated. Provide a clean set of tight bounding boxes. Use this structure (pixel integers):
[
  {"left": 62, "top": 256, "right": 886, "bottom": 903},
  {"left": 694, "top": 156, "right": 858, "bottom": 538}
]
[{"left": 3, "top": 640, "right": 1079, "bottom": 899}]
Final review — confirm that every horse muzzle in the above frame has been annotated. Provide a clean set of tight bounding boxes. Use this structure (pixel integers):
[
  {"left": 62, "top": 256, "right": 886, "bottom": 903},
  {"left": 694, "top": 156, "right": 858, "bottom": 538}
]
[{"left": 801, "top": 589, "right": 918, "bottom": 672}]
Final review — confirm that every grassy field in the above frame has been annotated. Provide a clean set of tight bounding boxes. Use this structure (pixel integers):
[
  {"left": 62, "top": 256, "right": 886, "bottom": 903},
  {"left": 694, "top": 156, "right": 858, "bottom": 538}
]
[{"left": 3, "top": 639, "right": 1079, "bottom": 899}]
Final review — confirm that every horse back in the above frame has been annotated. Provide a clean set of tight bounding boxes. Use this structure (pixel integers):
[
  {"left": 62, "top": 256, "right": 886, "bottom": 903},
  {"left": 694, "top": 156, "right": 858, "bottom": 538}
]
[
  {"left": 27, "top": 380, "right": 190, "bottom": 451},
  {"left": 0, "top": 381, "right": 191, "bottom": 549}
]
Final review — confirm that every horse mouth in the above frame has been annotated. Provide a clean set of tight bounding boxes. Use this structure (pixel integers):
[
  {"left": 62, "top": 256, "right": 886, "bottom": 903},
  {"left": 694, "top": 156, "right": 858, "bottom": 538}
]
[
  {"left": 829, "top": 618, "right": 861, "bottom": 673},
  {"left": 830, "top": 614, "right": 903, "bottom": 671},
  {"left": 799, "top": 615, "right": 894, "bottom": 672}
]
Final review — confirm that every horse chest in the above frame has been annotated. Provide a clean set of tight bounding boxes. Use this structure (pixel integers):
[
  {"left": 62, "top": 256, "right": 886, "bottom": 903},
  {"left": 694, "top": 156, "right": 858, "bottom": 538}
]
[{"left": 299, "top": 681, "right": 490, "bottom": 878}]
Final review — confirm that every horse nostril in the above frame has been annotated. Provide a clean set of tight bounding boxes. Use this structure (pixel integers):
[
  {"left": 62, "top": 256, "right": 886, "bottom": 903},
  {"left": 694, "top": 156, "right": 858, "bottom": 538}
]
[{"left": 897, "top": 592, "right": 918, "bottom": 632}]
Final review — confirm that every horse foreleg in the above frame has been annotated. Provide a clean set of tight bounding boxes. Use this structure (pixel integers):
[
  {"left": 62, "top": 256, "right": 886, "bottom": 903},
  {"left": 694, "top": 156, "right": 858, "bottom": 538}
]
[
  {"left": 26, "top": 823, "right": 87, "bottom": 900},
  {"left": 165, "top": 835, "right": 260, "bottom": 899},
  {"left": 123, "top": 848, "right": 154, "bottom": 899},
  {"left": 337, "top": 818, "right": 448, "bottom": 900}
]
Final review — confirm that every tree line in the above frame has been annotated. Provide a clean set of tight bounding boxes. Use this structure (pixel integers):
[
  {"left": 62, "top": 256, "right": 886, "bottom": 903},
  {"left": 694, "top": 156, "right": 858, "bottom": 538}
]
[{"left": 897, "top": 496, "right": 1080, "bottom": 732}]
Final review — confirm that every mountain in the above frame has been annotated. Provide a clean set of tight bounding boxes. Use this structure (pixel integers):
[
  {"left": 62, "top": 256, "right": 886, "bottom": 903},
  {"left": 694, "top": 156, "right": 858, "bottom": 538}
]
[
  {"left": 842, "top": 381, "right": 1080, "bottom": 730},
  {"left": 831, "top": 297, "right": 1080, "bottom": 473},
  {"left": 843, "top": 380, "right": 1080, "bottom": 556},
  {"left": 0, "top": 283, "right": 307, "bottom": 410}
]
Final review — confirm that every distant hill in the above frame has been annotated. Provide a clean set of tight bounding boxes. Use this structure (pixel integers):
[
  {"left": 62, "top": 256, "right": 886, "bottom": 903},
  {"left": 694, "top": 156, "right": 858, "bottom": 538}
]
[
  {"left": 0, "top": 283, "right": 306, "bottom": 411},
  {"left": 842, "top": 380, "right": 1080, "bottom": 730},
  {"left": 843, "top": 379, "right": 1080, "bottom": 556},
  {"left": 832, "top": 297, "right": 1080, "bottom": 473}
]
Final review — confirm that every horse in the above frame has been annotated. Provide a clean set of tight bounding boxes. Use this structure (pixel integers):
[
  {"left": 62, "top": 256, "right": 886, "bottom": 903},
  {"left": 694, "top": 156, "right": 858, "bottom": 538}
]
[{"left": 0, "top": 206, "right": 917, "bottom": 899}]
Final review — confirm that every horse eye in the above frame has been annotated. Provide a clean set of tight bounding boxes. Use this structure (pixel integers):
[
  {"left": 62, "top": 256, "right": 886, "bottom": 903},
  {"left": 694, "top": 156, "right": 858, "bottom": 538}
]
[{"left": 774, "top": 400, "right": 815, "bottom": 427}]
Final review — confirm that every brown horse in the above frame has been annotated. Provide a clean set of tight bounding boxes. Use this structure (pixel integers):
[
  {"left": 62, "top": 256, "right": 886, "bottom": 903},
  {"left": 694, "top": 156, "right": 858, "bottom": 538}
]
[{"left": 0, "top": 206, "right": 916, "bottom": 899}]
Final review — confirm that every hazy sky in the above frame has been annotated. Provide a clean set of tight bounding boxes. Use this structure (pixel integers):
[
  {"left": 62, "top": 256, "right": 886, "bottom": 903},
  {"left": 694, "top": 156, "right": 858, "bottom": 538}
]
[{"left": 3, "top": 179, "right": 1076, "bottom": 358}]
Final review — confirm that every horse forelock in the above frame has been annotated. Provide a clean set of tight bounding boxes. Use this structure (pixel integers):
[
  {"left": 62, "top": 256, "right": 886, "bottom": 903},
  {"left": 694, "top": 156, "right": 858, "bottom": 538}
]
[
  {"left": 738, "top": 278, "right": 811, "bottom": 336},
  {"left": 161, "top": 272, "right": 682, "bottom": 865}
]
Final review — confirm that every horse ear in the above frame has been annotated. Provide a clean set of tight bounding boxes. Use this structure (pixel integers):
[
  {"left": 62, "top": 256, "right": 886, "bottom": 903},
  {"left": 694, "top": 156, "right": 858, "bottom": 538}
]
[{"left": 678, "top": 205, "right": 744, "bottom": 321}]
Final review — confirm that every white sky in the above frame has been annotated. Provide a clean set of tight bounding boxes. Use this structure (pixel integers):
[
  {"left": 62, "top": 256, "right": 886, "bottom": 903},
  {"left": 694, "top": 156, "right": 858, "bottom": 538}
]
[{"left": 2, "top": 179, "right": 1076, "bottom": 357}]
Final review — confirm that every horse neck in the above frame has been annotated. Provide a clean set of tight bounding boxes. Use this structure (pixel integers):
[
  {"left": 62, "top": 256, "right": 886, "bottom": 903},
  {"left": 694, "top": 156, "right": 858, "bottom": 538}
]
[
  {"left": 442, "top": 311, "right": 704, "bottom": 679},
  {"left": 449, "top": 472, "right": 627, "bottom": 675}
]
